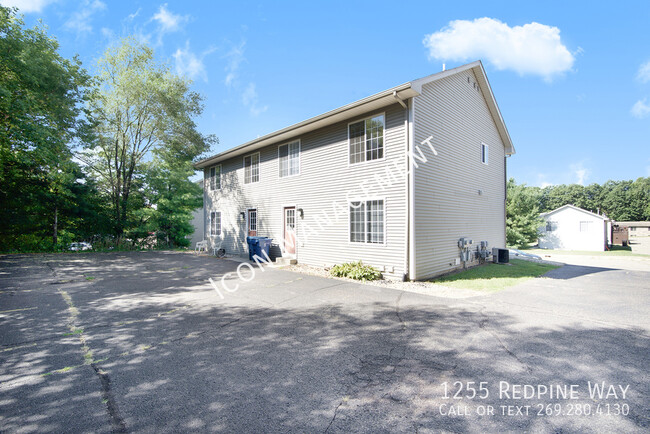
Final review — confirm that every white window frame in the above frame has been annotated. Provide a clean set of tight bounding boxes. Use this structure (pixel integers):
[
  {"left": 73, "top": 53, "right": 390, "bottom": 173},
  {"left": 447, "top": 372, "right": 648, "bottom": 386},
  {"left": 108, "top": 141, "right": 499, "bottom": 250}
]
[
  {"left": 210, "top": 211, "right": 221, "bottom": 236},
  {"left": 579, "top": 221, "right": 592, "bottom": 232},
  {"left": 278, "top": 140, "right": 301, "bottom": 178},
  {"left": 348, "top": 113, "right": 386, "bottom": 166},
  {"left": 243, "top": 152, "right": 260, "bottom": 184},
  {"left": 348, "top": 198, "right": 386, "bottom": 245},
  {"left": 481, "top": 143, "right": 489, "bottom": 165},
  {"left": 208, "top": 165, "right": 221, "bottom": 191}
]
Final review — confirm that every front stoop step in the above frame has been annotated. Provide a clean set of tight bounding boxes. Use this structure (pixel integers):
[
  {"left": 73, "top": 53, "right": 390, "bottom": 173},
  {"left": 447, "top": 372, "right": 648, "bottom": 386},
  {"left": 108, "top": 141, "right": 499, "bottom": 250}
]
[{"left": 275, "top": 258, "right": 297, "bottom": 266}]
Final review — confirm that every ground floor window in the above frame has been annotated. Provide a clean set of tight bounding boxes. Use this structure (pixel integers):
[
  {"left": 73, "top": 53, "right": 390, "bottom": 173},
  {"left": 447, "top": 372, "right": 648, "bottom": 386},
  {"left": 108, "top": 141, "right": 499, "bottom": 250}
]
[
  {"left": 210, "top": 211, "right": 221, "bottom": 236},
  {"left": 350, "top": 199, "right": 384, "bottom": 244}
]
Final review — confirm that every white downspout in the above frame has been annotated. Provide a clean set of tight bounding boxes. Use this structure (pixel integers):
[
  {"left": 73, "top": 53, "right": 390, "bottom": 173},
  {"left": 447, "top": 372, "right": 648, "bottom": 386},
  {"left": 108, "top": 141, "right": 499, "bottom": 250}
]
[
  {"left": 408, "top": 98, "right": 416, "bottom": 281},
  {"left": 403, "top": 102, "right": 409, "bottom": 281},
  {"left": 203, "top": 174, "right": 207, "bottom": 243}
]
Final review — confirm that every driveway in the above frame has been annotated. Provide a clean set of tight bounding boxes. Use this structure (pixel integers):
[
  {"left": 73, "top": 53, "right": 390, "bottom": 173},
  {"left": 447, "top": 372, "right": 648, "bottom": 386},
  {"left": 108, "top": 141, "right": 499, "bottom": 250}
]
[{"left": 1, "top": 251, "right": 648, "bottom": 433}]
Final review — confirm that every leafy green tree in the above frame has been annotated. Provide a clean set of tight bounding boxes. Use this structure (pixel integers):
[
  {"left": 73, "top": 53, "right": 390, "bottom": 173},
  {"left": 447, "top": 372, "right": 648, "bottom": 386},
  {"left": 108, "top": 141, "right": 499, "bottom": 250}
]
[
  {"left": 0, "top": 6, "right": 94, "bottom": 250},
  {"left": 599, "top": 180, "right": 633, "bottom": 221},
  {"left": 627, "top": 177, "right": 650, "bottom": 220},
  {"left": 540, "top": 184, "right": 587, "bottom": 212},
  {"left": 82, "top": 37, "right": 214, "bottom": 239},
  {"left": 506, "top": 178, "right": 544, "bottom": 248},
  {"left": 582, "top": 183, "right": 603, "bottom": 214},
  {"left": 140, "top": 157, "right": 202, "bottom": 248}
]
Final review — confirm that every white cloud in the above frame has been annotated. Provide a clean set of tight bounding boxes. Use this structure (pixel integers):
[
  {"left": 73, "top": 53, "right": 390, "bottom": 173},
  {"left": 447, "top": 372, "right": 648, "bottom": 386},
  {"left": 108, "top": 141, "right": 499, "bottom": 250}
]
[
  {"left": 631, "top": 99, "right": 650, "bottom": 119},
  {"left": 224, "top": 41, "right": 246, "bottom": 87},
  {"left": 151, "top": 3, "right": 189, "bottom": 43},
  {"left": 242, "top": 83, "right": 267, "bottom": 116},
  {"left": 0, "top": 0, "right": 55, "bottom": 13},
  {"left": 219, "top": 39, "right": 265, "bottom": 115},
  {"left": 64, "top": 0, "right": 106, "bottom": 35},
  {"left": 569, "top": 162, "right": 589, "bottom": 185},
  {"left": 423, "top": 18, "right": 575, "bottom": 81},
  {"left": 173, "top": 41, "right": 215, "bottom": 83},
  {"left": 637, "top": 61, "right": 650, "bottom": 83},
  {"left": 126, "top": 7, "right": 141, "bottom": 22}
]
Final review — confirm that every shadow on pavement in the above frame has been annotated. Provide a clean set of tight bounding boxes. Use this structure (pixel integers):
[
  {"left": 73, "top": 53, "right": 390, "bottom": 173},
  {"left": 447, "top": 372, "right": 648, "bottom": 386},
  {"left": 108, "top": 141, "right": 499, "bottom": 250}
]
[{"left": 542, "top": 264, "right": 617, "bottom": 280}]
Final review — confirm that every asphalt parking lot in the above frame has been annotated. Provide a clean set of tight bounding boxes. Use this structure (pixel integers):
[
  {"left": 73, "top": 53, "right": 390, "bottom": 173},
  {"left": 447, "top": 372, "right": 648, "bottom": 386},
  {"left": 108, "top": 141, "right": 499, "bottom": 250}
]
[{"left": 1, "top": 251, "right": 648, "bottom": 433}]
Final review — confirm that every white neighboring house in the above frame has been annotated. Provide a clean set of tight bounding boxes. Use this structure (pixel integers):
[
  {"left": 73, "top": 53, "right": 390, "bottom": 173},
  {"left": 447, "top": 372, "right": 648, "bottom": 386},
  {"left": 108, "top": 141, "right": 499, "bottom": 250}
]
[{"left": 539, "top": 205, "right": 611, "bottom": 251}]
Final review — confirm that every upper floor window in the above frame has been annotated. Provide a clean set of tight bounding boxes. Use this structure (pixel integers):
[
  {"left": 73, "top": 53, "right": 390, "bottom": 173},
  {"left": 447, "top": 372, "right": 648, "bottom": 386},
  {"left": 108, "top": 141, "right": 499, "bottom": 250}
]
[
  {"left": 481, "top": 143, "right": 489, "bottom": 165},
  {"left": 279, "top": 140, "right": 300, "bottom": 177},
  {"left": 579, "top": 221, "right": 592, "bottom": 232},
  {"left": 244, "top": 153, "right": 260, "bottom": 184},
  {"left": 349, "top": 114, "right": 385, "bottom": 164},
  {"left": 209, "top": 165, "right": 221, "bottom": 190}
]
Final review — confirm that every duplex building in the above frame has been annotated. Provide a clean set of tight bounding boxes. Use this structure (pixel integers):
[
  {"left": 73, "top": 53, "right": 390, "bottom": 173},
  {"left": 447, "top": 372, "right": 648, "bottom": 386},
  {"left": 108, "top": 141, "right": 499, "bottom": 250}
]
[
  {"left": 616, "top": 221, "right": 650, "bottom": 237},
  {"left": 194, "top": 61, "right": 515, "bottom": 280}
]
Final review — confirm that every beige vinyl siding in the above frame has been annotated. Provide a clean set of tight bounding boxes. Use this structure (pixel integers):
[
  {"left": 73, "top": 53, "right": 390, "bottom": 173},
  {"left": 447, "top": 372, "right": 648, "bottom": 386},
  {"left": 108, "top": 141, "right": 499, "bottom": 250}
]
[
  {"left": 204, "top": 103, "right": 408, "bottom": 278},
  {"left": 412, "top": 69, "right": 507, "bottom": 279}
]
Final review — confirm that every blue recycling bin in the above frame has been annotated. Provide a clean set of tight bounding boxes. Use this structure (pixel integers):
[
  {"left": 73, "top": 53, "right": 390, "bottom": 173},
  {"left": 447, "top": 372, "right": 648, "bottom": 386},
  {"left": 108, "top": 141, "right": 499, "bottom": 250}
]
[
  {"left": 246, "top": 236, "right": 258, "bottom": 260},
  {"left": 246, "top": 236, "right": 272, "bottom": 260}
]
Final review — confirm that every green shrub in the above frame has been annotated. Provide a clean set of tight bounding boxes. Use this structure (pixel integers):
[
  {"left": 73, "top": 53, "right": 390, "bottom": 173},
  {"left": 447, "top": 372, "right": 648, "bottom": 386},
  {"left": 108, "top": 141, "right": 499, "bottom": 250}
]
[{"left": 330, "top": 261, "right": 382, "bottom": 281}]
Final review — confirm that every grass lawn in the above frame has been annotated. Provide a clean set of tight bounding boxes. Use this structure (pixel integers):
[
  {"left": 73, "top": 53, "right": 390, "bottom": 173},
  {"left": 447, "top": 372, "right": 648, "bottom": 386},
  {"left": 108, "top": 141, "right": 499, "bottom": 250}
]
[{"left": 430, "top": 259, "right": 560, "bottom": 292}]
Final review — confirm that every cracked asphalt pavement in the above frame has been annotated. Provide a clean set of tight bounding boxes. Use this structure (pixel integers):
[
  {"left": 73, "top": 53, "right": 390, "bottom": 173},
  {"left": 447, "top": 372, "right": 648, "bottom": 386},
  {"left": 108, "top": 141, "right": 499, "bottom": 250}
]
[{"left": 1, "top": 251, "right": 648, "bottom": 433}]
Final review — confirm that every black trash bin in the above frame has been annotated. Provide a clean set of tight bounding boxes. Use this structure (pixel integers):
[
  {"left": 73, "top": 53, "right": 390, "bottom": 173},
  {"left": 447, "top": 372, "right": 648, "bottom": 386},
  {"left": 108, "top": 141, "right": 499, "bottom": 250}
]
[{"left": 256, "top": 237, "right": 272, "bottom": 260}]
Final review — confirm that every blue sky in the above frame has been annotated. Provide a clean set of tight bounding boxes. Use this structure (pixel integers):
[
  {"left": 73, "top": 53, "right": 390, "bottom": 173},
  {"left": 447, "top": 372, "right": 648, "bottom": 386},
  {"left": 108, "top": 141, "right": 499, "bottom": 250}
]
[{"left": 4, "top": 0, "right": 650, "bottom": 186}]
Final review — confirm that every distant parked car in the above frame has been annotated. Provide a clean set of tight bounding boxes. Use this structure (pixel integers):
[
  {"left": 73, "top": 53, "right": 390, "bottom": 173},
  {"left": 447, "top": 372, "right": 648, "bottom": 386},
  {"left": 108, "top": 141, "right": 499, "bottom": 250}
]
[{"left": 69, "top": 242, "right": 92, "bottom": 251}]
